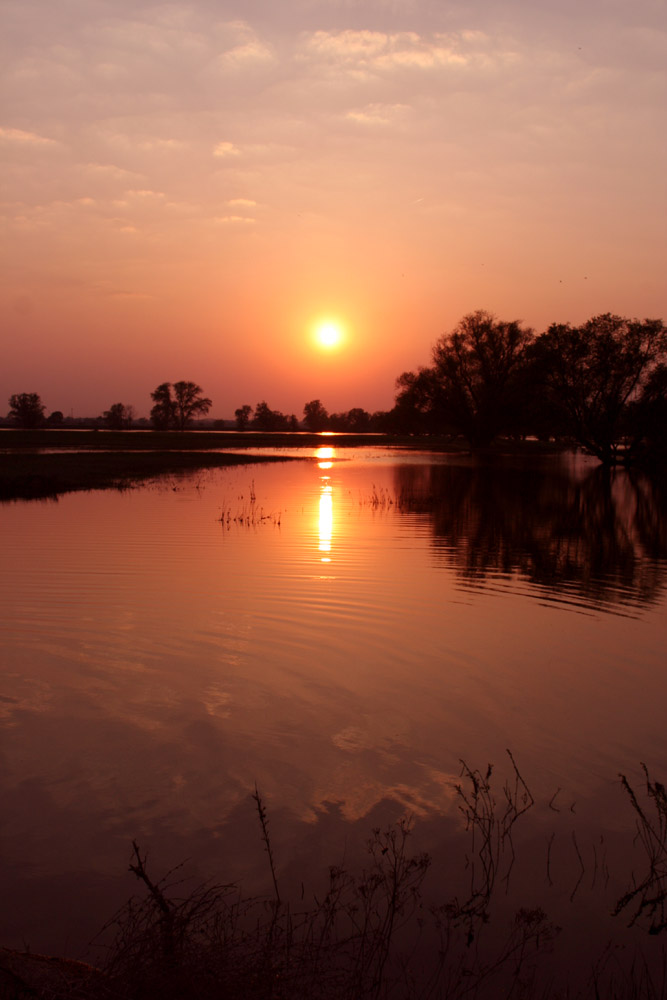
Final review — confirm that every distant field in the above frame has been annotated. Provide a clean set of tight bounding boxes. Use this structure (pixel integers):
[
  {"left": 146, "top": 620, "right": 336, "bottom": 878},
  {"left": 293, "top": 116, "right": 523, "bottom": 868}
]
[{"left": 0, "top": 428, "right": 421, "bottom": 451}]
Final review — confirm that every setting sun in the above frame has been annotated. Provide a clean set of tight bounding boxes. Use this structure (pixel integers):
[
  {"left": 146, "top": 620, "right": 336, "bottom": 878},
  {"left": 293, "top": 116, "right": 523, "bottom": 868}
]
[{"left": 314, "top": 320, "right": 344, "bottom": 350}]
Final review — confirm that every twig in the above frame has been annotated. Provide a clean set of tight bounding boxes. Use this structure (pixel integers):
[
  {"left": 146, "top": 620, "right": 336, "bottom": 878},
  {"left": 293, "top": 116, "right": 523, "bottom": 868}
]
[{"left": 253, "top": 784, "right": 281, "bottom": 906}]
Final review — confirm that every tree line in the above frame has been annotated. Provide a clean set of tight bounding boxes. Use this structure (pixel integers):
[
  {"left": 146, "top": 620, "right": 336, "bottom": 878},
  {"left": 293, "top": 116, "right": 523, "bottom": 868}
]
[
  {"left": 5, "top": 310, "right": 666, "bottom": 465},
  {"left": 392, "top": 311, "right": 666, "bottom": 465}
]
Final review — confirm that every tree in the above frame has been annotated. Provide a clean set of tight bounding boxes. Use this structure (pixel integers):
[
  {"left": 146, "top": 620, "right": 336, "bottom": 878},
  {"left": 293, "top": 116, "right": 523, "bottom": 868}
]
[
  {"left": 103, "top": 403, "right": 135, "bottom": 429},
  {"left": 150, "top": 382, "right": 212, "bottom": 430},
  {"left": 303, "top": 399, "right": 329, "bottom": 432},
  {"left": 530, "top": 314, "right": 667, "bottom": 464},
  {"left": 252, "top": 401, "right": 289, "bottom": 431},
  {"left": 8, "top": 393, "right": 45, "bottom": 428},
  {"left": 150, "top": 383, "right": 175, "bottom": 429},
  {"left": 329, "top": 407, "right": 372, "bottom": 432},
  {"left": 635, "top": 363, "right": 667, "bottom": 463},
  {"left": 47, "top": 410, "right": 64, "bottom": 427},
  {"left": 394, "top": 367, "right": 447, "bottom": 434},
  {"left": 394, "top": 312, "right": 534, "bottom": 444},
  {"left": 172, "top": 381, "right": 212, "bottom": 429},
  {"left": 430, "top": 311, "right": 534, "bottom": 447},
  {"left": 235, "top": 404, "right": 253, "bottom": 430}
]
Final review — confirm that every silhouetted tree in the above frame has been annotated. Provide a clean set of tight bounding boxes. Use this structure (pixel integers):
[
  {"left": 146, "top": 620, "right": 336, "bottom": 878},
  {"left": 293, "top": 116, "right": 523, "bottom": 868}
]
[
  {"left": 394, "top": 313, "right": 534, "bottom": 443},
  {"left": 394, "top": 367, "right": 447, "bottom": 434},
  {"left": 173, "top": 381, "right": 212, "bottom": 429},
  {"left": 346, "top": 407, "right": 372, "bottom": 432},
  {"left": 103, "top": 402, "right": 135, "bottom": 429},
  {"left": 235, "top": 404, "right": 253, "bottom": 430},
  {"left": 150, "top": 382, "right": 212, "bottom": 430},
  {"left": 150, "top": 383, "right": 175, "bottom": 429},
  {"left": 303, "top": 399, "right": 329, "bottom": 431},
  {"left": 252, "top": 401, "right": 289, "bottom": 431},
  {"left": 47, "top": 410, "right": 64, "bottom": 427},
  {"left": 369, "top": 410, "right": 396, "bottom": 433},
  {"left": 634, "top": 363, "right": 667, "bottom": 464},
  {"left": 430, "top": 311, "right": 534, "bottom": 446},
  {"left": 530, "top": 315, "right": 667, "bottom": 464},
  {"left": 329, "top": 407, "right": 372, "bottom": 431},
  {"left": 8, "top": 393, "right": 45, "bottom": 428}
]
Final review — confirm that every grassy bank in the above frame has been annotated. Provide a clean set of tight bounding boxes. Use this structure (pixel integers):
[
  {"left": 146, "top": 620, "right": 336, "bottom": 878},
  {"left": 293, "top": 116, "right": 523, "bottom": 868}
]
[{"left": 0, "top": 450, "right": 302, "bottom": 501}]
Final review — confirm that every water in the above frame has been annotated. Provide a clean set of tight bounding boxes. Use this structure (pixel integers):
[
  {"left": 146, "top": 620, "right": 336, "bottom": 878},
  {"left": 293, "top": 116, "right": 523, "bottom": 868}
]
[{"left": 1, "top": 446, "right": 666, "bottom": 980}]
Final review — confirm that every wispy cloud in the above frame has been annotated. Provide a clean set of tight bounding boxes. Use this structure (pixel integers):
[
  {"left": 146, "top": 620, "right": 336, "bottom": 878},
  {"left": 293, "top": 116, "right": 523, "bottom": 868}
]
[
  {"left": 299, "top": 29, "right": 508, "bottom": 75},
  {"left": 345, "top": 103, "right": 408, "bottom": 125},
  {"left": 0, "top": 126, "right": 58, "bottom": 146},
  {"left": 124, "top": 189, "right": 166, "bottom": 199},
  {"left": 217, "top": 39, "right": 275, "bottom": 68},
  {"left": 213, "top": 141, "right": 241, "bottom": 158},
  {"left": 214, "top": 215, "right": 256, "bottom": 225}
]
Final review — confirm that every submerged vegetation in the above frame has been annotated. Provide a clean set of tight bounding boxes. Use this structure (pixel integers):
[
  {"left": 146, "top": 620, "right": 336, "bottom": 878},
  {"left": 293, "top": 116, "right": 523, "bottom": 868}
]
[{"left": 4, "top": 758, "right": 667, "bottom": 998}]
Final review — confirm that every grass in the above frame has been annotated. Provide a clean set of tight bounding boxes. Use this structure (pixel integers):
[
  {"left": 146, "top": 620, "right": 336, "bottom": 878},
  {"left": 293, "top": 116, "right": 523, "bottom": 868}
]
[
  {"left": 0, "top": 450, "right": 303, "bottom": 501},
  {"left": 4, "top": 756, "right": 667, "bottom": 999}
]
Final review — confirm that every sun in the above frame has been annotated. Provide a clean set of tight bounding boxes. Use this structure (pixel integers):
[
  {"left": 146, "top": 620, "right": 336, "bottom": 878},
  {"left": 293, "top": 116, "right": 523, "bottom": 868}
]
[{"left": 314, "top": 320, "right": 344, "bottom": 350}]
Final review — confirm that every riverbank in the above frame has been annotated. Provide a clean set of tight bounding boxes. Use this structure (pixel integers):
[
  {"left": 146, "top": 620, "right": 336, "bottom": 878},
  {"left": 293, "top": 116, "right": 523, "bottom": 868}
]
[
  {"left": 0, "top": 429, "right": 565, "bottom": 501},
  {"left": 0, "top": 450, "right": 304, "bottom": 501}
]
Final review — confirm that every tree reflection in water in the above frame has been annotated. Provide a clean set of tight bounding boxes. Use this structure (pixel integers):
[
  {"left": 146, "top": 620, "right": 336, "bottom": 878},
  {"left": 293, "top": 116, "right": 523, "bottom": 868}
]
[{"left": 393, "top": 457, "right": 667, "bottom": 611}]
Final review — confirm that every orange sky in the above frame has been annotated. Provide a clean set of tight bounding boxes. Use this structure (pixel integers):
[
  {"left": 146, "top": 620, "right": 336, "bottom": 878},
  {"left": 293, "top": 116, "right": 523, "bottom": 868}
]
[{"left": 2, "top": 0, "right": 666, "bottom": 419}]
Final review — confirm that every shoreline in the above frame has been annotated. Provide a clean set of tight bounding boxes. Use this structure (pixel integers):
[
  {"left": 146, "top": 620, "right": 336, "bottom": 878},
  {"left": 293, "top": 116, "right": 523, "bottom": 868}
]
[
  {"left": 0, "top": 430, "right": 566, "bottom": 501},
  {"left": 0, "top": 450, "right": 305, "bottom": 501}
]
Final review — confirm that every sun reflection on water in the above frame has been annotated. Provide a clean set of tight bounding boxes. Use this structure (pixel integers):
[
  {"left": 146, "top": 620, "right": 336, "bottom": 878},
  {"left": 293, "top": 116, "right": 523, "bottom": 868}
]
[
  {"left": 316, "top": 446, "right": 335, "bottom": 471},
  {"left": 315, "top": 447, "right": 336, "bottom": 561},
  {"left": 319, "top": 485, "right": 333, "bottom": 560}
]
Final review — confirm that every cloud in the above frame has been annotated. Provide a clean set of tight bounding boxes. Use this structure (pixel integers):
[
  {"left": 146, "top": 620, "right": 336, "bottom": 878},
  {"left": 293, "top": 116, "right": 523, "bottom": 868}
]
[
  {"left": 214, "top": 216, "right": 256, "bottom": 225},
  {"left": 124, "top": 189, "right": 165, "bottom": 199},
  {"left": 138, "top": 137, "right": 185, "bottom": 151},
  {"left": 227, "top": 198, "right": 257, "bottom": 207},
  {"left": 0, "top": 126, "right": 58, "bottom": 146},
  {"left": 304, "top": 29, "right": 390, "bottom": 62},
  {"left": 301, "top": 29, "right": 474, "bottom": 69},
  {"left": 213, "top": 141, "right": 241, "bottom": 158},
  {"left": 83, "top": 163, "right": 143, "bottom": 181},
  {"left": 217, "top": 39, "right": 275, "bottom": 68},
  {"left": 345, "top": 103, "right": 408, "bottom": 125}
]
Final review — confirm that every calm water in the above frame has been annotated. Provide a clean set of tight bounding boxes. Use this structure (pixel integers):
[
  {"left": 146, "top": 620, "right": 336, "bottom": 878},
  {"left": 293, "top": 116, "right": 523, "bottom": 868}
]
[{"left": 1, "top": 446, "right": 667, "bottom": 971}]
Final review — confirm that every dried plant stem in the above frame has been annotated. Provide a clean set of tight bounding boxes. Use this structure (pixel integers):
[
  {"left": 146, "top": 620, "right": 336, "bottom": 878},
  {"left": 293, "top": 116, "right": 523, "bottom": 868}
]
[{"left": 253, "top": 784, "right": 282, "bottom": 907}]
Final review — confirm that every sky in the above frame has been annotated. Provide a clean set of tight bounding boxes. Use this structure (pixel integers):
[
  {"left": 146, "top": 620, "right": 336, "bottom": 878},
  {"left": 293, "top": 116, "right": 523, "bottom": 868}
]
[{"left": 2, "top": 0, "right": 666, "bottom": 419}]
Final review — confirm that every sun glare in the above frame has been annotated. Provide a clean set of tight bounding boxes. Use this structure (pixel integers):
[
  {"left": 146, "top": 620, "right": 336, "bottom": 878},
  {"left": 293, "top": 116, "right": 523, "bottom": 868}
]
[{"left": 314, "top": 320, "right": 344, "bottom": 350}]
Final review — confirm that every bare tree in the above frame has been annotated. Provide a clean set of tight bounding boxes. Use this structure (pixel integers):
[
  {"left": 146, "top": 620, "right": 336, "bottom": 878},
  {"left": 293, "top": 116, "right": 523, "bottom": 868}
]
[
  {"left": 172, "top": 381, "right": 212, "bottom": 430},
  {"left": 150, "top": 382, "right": 212, "bottom": 430}
]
